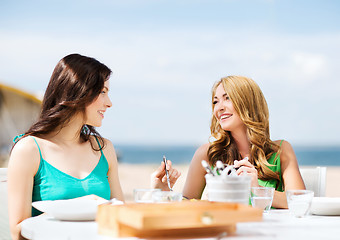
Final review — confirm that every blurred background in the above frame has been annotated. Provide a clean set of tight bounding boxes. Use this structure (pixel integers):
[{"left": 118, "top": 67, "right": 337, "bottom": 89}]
[{"left": 0, "top": 0, "right": 339, "bottom": 167}]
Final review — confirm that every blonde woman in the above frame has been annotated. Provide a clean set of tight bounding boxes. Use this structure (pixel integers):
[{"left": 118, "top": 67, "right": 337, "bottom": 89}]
[{"left": 182, "top": 76, "right": 305, "bottom": 208}]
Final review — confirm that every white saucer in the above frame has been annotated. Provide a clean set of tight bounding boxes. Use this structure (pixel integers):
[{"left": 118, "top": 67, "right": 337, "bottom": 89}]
[{"left": 310, "top": 197, "right": 340, "bottom": 216}]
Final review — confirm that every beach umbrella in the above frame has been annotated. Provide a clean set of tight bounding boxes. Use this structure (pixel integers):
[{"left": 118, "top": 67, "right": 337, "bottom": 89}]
[{"left": 0, "top": 83, "right": 41, "bottom": 166}]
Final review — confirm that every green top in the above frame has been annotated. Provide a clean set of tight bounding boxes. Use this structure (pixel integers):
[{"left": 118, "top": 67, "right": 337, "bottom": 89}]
[
  {"left": 30, "top": 137, "right": 111, "bottom": 216},
  {"left": 257, "top": 141, "right": 284, "bottom": 192}
]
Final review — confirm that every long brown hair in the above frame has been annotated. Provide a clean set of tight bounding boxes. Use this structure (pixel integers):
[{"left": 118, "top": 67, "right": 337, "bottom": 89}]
[
  {"left": 208, "top": 76, "right": 280, "bottom": 181},
  {"left": 18, "top": 53, "right": 112, "bottom": 150}
]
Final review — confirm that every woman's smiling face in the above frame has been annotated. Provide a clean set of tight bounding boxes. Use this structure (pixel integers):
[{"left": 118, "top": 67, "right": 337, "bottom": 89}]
[
  {"left": 213, "top": 83, "right": 244, "bottom": 132},
  {"left": 85, "top": 80, "right": 112, "bottom": 127}
]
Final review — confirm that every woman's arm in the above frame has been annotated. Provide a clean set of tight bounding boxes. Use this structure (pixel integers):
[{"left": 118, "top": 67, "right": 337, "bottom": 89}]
[
  {"left": 102, "top": 139, "right": 125, "bottom": 202},
  {"left": 7, "top": 137, "right": 40, "bottom": 240},
  {"left": 272, "top": 140, "right": 305, "bottom": 208},
  {"left": 234, "top": 140, "right": 305, "bottom": 208},
  {"left": 182, "top": 143, "right": 210, "bottom": 199}
]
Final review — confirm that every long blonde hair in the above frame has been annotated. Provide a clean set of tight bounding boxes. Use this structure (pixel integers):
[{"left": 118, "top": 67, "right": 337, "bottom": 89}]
[{"left": 207, "top": 76, "right": 280, "bottom": 181}]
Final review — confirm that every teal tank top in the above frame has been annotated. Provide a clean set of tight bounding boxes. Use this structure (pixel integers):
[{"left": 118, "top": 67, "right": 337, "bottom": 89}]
[{"left": 31, "top": 137, "right": 111, "bottom": 216}]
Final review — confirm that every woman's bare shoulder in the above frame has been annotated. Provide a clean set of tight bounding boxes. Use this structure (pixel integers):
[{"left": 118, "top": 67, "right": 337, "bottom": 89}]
[
  {"left": 102, "top": 137, "right": 115, "bottom": 153},
  {"left": 191, "top": 143, "right": 210, "bottom": 163},
  {"left": 11, "top": 136, "right": 40, "bottom": 157},
  {"left": 195, "top": 143, "right": 210, "bottom": 155},
  {"left": 273, "top": 140, "right": 294, "bottom": 152},
  {"left": 273, "top": 140, "right": 296, "bottom": 165},
  {"left": 9, "top": 136, "right": 40, "bottom": 172},
  {"left": 99, "top": 137, "right": 118, "bottom": 166}
]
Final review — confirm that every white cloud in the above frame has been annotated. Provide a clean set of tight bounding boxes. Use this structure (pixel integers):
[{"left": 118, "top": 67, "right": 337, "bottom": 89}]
[{"left": 293, "top": 52, "right": 327, "bottom": 77}]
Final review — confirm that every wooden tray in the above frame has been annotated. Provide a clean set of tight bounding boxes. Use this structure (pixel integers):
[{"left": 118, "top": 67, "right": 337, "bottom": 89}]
[{"left": 96, "top": 201, "right": 262, "bottom": 238}]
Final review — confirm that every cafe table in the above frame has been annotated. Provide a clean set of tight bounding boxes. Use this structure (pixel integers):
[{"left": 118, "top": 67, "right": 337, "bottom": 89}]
[{"left": 21, "top": 210, "right": 340, "bottom": 240}]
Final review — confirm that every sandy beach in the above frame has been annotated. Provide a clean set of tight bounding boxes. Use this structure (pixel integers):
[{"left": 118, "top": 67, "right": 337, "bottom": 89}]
[{"left": 118, "top": 163, "right": 340, "bottom": 202}]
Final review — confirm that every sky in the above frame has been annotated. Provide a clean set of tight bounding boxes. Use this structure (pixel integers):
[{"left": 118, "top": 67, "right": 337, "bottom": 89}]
[{"left": 0, "top": 0, "right": 339, "bottom": 147}]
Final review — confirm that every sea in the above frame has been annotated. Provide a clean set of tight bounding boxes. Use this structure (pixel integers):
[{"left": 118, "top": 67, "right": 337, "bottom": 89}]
[{"left": 115, "top": 145, "right": 340, "bottom": 166}]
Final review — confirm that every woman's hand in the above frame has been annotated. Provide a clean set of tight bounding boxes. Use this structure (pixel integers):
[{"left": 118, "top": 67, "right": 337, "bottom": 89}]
[
  {"left": 150, "top": 160, "right": 181, "bottom": 191},
  {"left": 234, "top": 158, "right": 260, "bottom": 187}
]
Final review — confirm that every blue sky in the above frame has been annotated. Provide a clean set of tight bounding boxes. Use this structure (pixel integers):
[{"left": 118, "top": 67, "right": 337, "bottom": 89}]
[{"left": 1, "top": 0, "right": 340, "bottom": 146}]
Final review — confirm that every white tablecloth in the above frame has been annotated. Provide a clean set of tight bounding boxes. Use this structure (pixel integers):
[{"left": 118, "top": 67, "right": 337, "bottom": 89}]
[{"left": 21, "top": 210, "right": 340, "bottom": 240}]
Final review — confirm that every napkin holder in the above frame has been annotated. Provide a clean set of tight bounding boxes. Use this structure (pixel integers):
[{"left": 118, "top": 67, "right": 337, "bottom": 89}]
[{"left": 96, "top": 201, "right": 262, "bottom": 238}]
